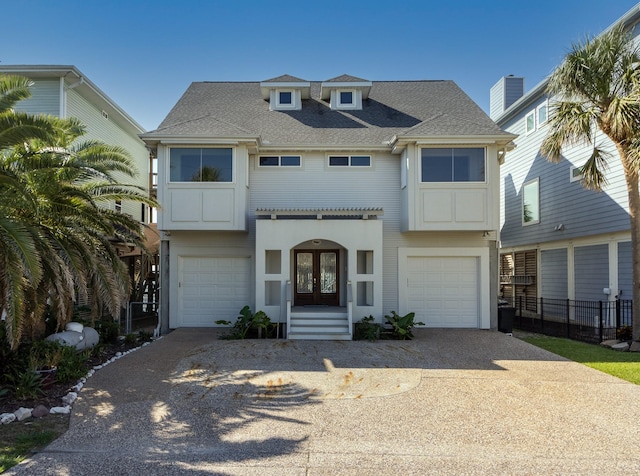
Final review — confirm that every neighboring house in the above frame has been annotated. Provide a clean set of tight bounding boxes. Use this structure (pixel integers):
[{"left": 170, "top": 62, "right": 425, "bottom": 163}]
[
  {"left": 491, "top": 5, "right": 640, "bottom": 313},
  {"left": 141, "top": 74, "right": 515, "bottom": 339},
  {"left": 0, "top": 65, "right": 151, "bottom": 224},
  {"left": 0, "top": 65, "right": 157, "bottom": 305}
]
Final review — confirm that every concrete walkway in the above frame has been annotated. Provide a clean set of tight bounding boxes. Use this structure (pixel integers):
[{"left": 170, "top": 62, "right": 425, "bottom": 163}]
[{"left": 8, "top": 329, "right": 640, "bottom": 475}]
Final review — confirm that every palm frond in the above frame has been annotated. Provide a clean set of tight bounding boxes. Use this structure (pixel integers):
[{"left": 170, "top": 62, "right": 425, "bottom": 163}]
[{"left": 579, "top": 146, "right": 611, "bottom": 191}]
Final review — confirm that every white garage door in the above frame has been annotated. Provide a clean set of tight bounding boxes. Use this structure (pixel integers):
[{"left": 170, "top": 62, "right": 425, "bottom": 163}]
[
  {"left": 179, "top": 257, "right": 250, "bottom": 326},
  {"left": 407, "top": 256, "right": 479, "bottom": 328}
]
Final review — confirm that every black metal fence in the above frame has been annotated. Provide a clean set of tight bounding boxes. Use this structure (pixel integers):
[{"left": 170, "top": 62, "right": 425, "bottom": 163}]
[{"left": 503, "top": 296, "right": 632, "bottom": 343}]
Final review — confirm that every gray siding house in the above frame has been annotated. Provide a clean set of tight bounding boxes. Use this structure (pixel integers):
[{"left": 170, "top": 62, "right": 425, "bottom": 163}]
[
  {"left": 142, "top": 75, "right": 515, "bottom": 339},
  {"left": 492, "top": 5, "right": 640, "bottom": 312},
  {"left": 0, "top": 65, "right": 151, "bottom": 224}
]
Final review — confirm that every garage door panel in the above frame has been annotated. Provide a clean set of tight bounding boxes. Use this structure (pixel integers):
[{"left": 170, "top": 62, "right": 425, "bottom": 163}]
[
  {"left": 180, "top": 257, "right": 250, "bottom": 326},
  {"left": 407, "top": 256, "right": 479, "bottom": 328}
]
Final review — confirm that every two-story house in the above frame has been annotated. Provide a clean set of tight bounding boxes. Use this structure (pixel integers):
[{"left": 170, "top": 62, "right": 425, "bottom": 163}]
[
  {"left": 491, "top": 4, "right": 640, "bottom": 314},
  {"left": 142, "top": 74, "right": 515, "bottom": 339},
  {"left": 0, "top": 65, "right": 151, "bottom": 224}
]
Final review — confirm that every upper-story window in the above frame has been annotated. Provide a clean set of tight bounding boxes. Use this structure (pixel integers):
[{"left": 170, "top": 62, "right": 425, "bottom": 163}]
[
  {"left": 276, "top": 90, "right": 294, "bottom": 108},
  {"left": 169, "top": 147, "right": 233, "bottom": 182},
  {"left": 421, "top": 148, "right": 485, "bottom": 182},
  {"left": 522, "top": 178, "right": 540, "bottom": 225},
  {"left": 329, "top": 155, "right": 371, "bottom": 167},
  {"left": 570, "top": 165, "right": 583, "bottom": 182},
  {"left": 537, "top": 103, "right": 548, "bottom": 126},
  {"left": 339, "top": 90, "right": 354, "bottom": 107},
  {"left": 259, "top": 155, "right": 301, "bottom": 167},
  {"left": 525, "top": 111, "right": 536, "bottom": 134}
]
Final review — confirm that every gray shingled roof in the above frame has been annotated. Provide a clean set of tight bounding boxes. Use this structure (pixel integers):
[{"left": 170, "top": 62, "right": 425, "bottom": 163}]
[
  {"left": 144, "top": 80, "right": 510, "bottom": 146},
  {"left": 324, "top": 74, "right": 370, "bottom": 83},
  {"left": 262, "top": 74, "right": 308, "bottom": 83}
]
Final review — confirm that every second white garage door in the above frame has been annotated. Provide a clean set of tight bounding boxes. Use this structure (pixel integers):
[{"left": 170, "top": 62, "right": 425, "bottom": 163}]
[
  {"left": 179, "top": 256, "right": 250, "bottom": 326},
  {"left": 406, "top": 256, "right": 479, "bottom": 328}
]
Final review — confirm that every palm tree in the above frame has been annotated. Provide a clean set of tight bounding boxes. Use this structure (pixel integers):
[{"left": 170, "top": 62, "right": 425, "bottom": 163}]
[
  {"left": 0, "top": 74, "right": 158, "bottom": 349},
  {"left": 541, "top": 24, "right": 640, "bottom": 342}
]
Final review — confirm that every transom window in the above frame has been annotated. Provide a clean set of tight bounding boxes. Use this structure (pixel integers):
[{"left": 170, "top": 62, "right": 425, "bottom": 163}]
[
  {"left": 420, "top": 148, "right": 485, "bottom": 182},
  {"left": 169, "top": 148, "right": 233, "bottom": 182},
  {"left": 259, "top": 155, "right": 301, "bottom": 167},
  {"left": 329, "top": 155, "right": 371, "bottom": 167},
  {"left": 522, "top": 178, "right": 540, "bottom": 225}
]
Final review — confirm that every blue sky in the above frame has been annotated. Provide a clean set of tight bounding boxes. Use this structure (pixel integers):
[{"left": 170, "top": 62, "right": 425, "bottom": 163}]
[{"left": 2, "top": 0, "right": 637, "bottom": 130}]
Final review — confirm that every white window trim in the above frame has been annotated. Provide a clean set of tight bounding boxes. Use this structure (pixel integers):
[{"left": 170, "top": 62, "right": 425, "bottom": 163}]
[
  {"left": 522, "top": 178, "right": 540, "bottom": 226},
  {"left": 537, "top": 100, "right": 548, "bottom": 127},
  {"left": 275, "top": 89, "right": 297, "bottom": 110},
  {"left": 258, "top": 155, "right": 302, "bottom": 167},
  {"left": 327, "top": 154, "right": 372, "bottom": 167},
  {"left": 168, "top": 146, "right": 236, "bottom": 184},
  {"left": 419, "top": 147, "right": 487, "bottom": 183},
  {"left": 525, "top": 110, "right": 536, "bottom": 135},
  {"left": 570, "top": 164, "right": 584, "bottom": 182},
  {"left": 338, "top": 89, "right": 356, "bottom": 107}
]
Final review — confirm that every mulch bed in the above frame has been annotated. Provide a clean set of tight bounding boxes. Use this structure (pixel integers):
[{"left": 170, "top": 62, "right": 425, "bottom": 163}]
[{"left": 0, "top": 339, "right": 141, "bottom": 415}]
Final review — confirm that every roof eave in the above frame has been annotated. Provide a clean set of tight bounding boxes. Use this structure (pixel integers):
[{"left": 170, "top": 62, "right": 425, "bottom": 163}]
[{"left": 494, "top": 3, "right": 640, "bottom": 125}]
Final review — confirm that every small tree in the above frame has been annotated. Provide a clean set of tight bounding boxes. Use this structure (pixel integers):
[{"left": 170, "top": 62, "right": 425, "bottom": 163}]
[{"left": 540, "top": 25, "right": 640, "bottom": 341}]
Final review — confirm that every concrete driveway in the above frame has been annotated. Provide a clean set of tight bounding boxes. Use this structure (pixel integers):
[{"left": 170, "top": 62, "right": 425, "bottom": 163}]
[{"left": 8, "top": 329, "right": 640, "bottom": 475}]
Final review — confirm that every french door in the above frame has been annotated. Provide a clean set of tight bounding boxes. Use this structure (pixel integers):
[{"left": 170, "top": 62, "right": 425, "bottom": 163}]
[{"left": 294, "top": 250, "right": 339, "bottom": 306}]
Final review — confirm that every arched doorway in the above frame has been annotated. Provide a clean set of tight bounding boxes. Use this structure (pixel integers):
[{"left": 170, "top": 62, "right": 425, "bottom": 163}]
[{"left": 293, "top": 240, "right": 343, "bottom": 307}]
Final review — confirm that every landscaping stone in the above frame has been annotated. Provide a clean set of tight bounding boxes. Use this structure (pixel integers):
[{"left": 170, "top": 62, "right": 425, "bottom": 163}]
[
  {"left": 611, "top": 342, "right": 630, "bottom": 352},
  {"left": 1, "top": 412, "right": 16, "bottom": 424},
  {"left": 50, "top": 406, "right": 71, "bottom": 415},
  {"left": 62, "top": 392, "right": 78, "bottom": 406},
  {"left": 630, "top": 341, "right": 640, "bottom": 352},
  {"left": 600, "top": 339, "right": 619, "bottom": 348},
  {"left": 14, "top": 407, "right": 32, "bottom": 421},
  {"left": 32, "top": 404, "right": 49, "bottom": 418}
]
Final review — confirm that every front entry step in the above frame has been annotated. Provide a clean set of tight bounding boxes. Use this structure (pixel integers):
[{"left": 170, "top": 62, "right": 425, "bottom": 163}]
[{"left": 288, "top": 311, "right": 351, "bottom": 340}]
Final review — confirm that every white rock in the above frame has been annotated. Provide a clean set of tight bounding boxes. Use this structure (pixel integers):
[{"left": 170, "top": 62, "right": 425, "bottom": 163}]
[
  {"left": 50, "top": 406, "right": 71, "bottom": 415},
  {"left": 612, "top": 342, "right": 630, "bottom": 352},
  {"left": 62, "top": 392, "right": 78, "bottom": 405},
  {"left": 73, "top": 382, "right": 84, "bottom": 392},
  {"left": 65, "top": 322, "right": 84, "bottom": 333},
  {"left": 93, "top": 364, "right": 103, "bottom": 370},
  {"left": 1, "top": 413, "right": 16, "bottom": 424},
  {"left": 14, "top": 407, "right": 33, "bottom": 421},
  {"left": 115, "top": 352, "right": 122, "bottom": 357}
]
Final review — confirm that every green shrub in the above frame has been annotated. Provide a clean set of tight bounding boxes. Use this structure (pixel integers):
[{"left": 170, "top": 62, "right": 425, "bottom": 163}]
[
  {"left": 384, "top": 311, "right": 424, "bottom": 340},
  {"left": 216, "top": 306, "right": 273, "bottom": 339},
  {"left": 55, "top": 347, "right": 89, "bottom": 384},
  {"left": 354, "top": 315, "right": 382, "bottom": 341},
  {"left": 10, "top": 369, "right": 43, "bottom": 400}
]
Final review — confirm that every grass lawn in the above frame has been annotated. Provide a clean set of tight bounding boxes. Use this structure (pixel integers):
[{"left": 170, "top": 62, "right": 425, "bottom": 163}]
[
  {"left": 0, "top": 415, "right": 69, "bottom": 473},
  {"left": 521, "top": 335, "right": 640, "bottom": 385}
]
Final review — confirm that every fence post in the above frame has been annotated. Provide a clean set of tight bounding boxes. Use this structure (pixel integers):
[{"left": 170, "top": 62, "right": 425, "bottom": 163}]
[
  {"left": 566, "top": 298, "right": 570, "bottom": 339},
  {"left": 540, "top": 297, "right": 544, "bottom": 334},
  {"left": 616, "top": 299, "right": 621, "bottom": 335},
  {"left": 598, "top": 300, "right": 603, "bottom": 343}
]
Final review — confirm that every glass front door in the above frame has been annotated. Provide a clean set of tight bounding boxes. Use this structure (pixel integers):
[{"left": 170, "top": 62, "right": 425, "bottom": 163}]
[{"left": 294, "top": 250, "right": 339, "bottom": 306}]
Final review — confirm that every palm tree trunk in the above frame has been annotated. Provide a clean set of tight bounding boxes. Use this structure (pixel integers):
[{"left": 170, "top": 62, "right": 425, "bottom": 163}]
[{"left": 618, "top": 146, "right": 640, "bottom": 341}]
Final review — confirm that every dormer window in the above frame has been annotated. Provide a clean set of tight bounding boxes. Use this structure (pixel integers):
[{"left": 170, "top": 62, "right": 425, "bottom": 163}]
[
  {"left": 339, "top": 91, "right": 354, "bottom": 107},
  {"left": 278, "top": 91, "right": 293, "bottom": 106},
  {"left": 321, "top": 75, "right": 372, "bottom": 111},
  {"left": 260, "top": 75, "right": 310, "bottom": 111}
]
